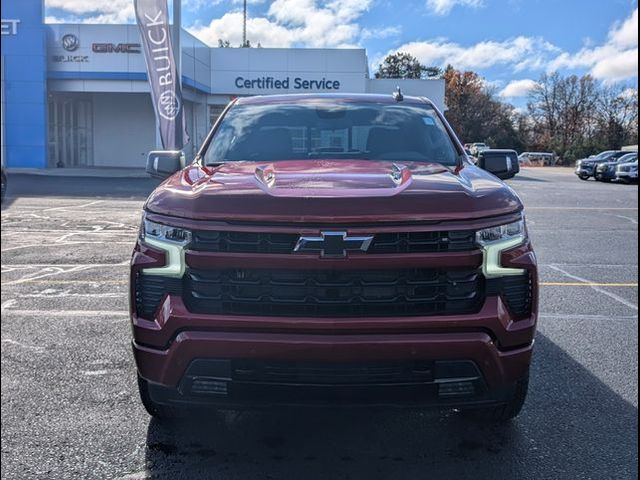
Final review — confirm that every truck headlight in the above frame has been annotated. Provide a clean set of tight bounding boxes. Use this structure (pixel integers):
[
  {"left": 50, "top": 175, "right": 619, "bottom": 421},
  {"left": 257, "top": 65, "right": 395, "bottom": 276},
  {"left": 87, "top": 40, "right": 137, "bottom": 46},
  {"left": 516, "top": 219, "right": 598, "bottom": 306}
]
[
  {"left": 141, "top": 217, "right": 192, "bottom": 245},
  {"left": 476, "top": 218, "right": 527, "bottom": 278},
  {"left": 140, "top": 215, "right": 191, "bottom": 277},
  {"left": 476, "top": 219, "right": 526, "bottom": 246}
]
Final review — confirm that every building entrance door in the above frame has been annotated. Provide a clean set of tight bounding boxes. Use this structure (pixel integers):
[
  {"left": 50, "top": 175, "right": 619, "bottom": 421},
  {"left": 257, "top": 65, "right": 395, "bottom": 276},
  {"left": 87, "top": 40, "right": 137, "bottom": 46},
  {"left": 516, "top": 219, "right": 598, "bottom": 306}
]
[{"left": 48, "top": 94, "right": 93, "bottom": 167}]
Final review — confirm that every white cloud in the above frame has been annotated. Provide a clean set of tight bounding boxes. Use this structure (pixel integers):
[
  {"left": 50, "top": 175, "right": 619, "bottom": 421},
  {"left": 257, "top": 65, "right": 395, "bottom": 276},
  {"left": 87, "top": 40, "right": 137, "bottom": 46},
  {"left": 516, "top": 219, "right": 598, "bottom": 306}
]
[
  {"left": 378, "top": 36, "right": 559, "bottom": 72},
  {"left": 548, "top": 8, "right": 638, "bottom": 82},
  {"left": 45, "top": 0, "right": 134, "bottom": 23},
  {"left": 189, "top": 12, "right": 298, "bottom": 47},
  {"left": 499, "top": 79, "right": 538, "bottom": 98},
  {"left": 360, "top": 26, "right": 401, "bottom": 41},
  {"left": 609, "top": 8, "right": 638, "bottom": 48},
  {"left": 426, "top": 0, "right": 483, "bottom": 16},
  {"left": 190, "top": 0, "right": 373, "bottom": 48}
]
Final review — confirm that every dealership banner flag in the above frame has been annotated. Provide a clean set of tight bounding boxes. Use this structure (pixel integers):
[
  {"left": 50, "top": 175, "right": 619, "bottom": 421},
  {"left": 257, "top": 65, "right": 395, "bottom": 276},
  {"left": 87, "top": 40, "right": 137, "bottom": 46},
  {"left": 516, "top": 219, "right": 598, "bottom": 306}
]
[{"left": 134, "top": 0, "right": 189, "bottom": 150}]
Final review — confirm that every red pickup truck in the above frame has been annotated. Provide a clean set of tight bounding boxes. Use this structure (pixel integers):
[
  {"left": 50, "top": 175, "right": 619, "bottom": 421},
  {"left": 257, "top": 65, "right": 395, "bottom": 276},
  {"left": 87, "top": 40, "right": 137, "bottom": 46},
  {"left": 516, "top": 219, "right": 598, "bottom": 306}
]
[{"left": 131, "top": 93, "right": 537, "bottom": 422}]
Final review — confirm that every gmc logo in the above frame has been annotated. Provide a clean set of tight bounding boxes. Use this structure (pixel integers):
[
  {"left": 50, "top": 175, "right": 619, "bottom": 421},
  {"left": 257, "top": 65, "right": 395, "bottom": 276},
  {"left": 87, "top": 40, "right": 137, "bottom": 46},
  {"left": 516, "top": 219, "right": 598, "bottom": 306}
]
[{"left": 92, "top": 43, "right": 141, "bottom": 54}]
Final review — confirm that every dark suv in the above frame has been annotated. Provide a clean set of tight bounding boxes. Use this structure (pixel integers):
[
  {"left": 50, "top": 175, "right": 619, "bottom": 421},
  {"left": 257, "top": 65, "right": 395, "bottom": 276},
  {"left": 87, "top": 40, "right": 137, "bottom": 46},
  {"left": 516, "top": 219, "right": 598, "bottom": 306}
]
[
  {"left": 131, "top": 94, "right": 538, "bottom": 422},
  {"left": 575, "top": 150, "right": 627, "bottom": 180},
  {"left": 595, "top": 152, "right": 638, "bottom": 182}
]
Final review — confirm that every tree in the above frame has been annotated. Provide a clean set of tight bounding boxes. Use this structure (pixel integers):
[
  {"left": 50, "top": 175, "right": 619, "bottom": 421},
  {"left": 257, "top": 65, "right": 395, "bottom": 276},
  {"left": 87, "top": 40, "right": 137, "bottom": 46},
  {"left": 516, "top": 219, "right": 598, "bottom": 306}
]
[
  {"left": 442, "top": 65, "right": 521, "bottom": 149},
  {"left": 594, "top": 86, "right": 638, "bottom": 149},
  {"left": 526, "top": 73, "right": 600, "bottom": 163},
  {"left": 217, "top": 39, "right": 261, "bottom": 48},
  {"left": 375, "top": 52, "right": 442, "bottom": 79},
  {"left": 524, "top": 73, "right": 638, "bottom": 163}
]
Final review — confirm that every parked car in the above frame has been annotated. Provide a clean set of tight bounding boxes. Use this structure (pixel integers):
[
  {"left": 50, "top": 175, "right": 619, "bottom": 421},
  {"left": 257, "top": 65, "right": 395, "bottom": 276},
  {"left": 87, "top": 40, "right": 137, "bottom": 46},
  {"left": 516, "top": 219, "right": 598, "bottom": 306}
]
[
  {"left": 132, "top": 93, "right": 538, "bottom": 422},
  {"left": 575, "top": 151, "right": 627, "bottom": 180},
  {"left": 615, "top": 154, "right": 638, "bottom": 184},
  {"left": 518, "top": 152, "right": 555, "bottom": 167},
  {"left": 464, "top": 148, "right": 477, "bottom": 164},
  {"left": 595, "top": 152, "right": 638, "bottom": 182},
  {"left": 477, "top": 149, "right": 520, "bottom": 179},
  {"left": 469, "top": 142, "right": 490, "bottom": 156}
]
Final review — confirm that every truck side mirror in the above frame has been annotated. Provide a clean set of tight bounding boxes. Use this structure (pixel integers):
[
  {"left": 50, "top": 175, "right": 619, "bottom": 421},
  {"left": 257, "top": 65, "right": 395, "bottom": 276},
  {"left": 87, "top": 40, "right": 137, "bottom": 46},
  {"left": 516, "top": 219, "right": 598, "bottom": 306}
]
[
  {"left": 477, "top": 150, "right": 520, "bottom": 180},
  {"left": 145, "top": 151, "right": 186, "bottom": 178}
]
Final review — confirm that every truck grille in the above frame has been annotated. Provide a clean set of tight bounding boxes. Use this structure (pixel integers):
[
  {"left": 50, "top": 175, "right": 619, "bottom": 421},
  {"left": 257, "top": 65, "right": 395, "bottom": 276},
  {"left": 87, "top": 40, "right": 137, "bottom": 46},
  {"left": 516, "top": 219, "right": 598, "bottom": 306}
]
[
  {"left": 190, "top": 230, "right": 476, "bottom": 254},
  {"left": 230, "top": 360, "right": 435, "bottom": 385},
  {"left": 134, "top": 274, "right": 182, "bottom": 319},
  {"left": 183, "top": 268, "right": 483, "bottom": 317},
  {"left": 486, "top": 273, "right": 534, "bottom": 319},
  {"left": 135, "top": 270, "right": 534, "bottom": 320}
]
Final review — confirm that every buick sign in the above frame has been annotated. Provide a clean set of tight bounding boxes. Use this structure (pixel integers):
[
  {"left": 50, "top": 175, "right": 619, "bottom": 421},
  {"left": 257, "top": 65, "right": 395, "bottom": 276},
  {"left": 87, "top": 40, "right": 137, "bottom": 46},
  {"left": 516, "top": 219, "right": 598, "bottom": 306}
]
[
  {"left": 134, "top": 0, "right": 189, "bottom": 150},
  {"left": 62, "top": 34, "right": 80, "bottom": 52}
]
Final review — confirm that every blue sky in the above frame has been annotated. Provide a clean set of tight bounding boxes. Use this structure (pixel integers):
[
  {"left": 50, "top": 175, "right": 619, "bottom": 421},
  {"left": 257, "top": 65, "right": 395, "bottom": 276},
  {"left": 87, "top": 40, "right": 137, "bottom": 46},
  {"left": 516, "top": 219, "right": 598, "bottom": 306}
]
[{"left": 45, "top": 0, "right": 638, "bottom": 102}]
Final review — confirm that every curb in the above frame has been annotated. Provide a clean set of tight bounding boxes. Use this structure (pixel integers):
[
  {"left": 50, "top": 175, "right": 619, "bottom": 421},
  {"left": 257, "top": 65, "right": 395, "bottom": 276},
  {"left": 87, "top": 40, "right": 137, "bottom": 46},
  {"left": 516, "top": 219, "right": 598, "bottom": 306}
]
[{"left": 6, "top": 168, "right": 150, "bottom": 179}]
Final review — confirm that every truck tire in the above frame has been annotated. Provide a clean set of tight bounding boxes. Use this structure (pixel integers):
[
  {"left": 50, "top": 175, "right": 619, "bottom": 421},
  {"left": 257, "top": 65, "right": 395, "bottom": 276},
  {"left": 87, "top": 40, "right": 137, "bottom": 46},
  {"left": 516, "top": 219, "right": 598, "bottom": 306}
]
[
  {"left": 137, "top": 374, "right": 182, "bottom": 420},
  {"left": 466, "top": 372, "right": 529, "bottom": 423}
]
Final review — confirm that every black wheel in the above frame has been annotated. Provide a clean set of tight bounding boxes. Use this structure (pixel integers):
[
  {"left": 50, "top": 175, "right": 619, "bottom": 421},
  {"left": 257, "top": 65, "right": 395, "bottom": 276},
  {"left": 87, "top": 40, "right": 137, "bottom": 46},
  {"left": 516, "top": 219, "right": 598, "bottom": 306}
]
[
  {"left": 465, "top": 372, "right": 529, "bottom": 423},
  {"left": 594, "top": 172, "right": 603, "bottom": 182},
  {"left": 137, "top": 374, "right": 182, "bottom": 420},
  {"left": 578, "top": 174, "right": 590, "bottom": 181}
]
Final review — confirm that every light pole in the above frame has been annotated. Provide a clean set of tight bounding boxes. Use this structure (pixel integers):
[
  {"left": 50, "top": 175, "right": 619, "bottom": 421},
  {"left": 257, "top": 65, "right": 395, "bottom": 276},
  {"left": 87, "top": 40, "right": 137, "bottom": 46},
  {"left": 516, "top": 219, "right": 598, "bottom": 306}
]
[
  {"left": 173, "top": 0, "right": 181, "bottom": 82},
  {"left": 242, "top": 0, "right": 247, "bottom": 47}
]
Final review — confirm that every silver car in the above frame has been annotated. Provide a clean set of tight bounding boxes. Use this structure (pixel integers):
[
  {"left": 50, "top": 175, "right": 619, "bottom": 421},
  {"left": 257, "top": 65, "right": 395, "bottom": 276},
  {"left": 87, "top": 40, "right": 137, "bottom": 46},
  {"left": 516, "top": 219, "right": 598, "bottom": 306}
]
[{"left": 615, "top": 153, "right": 638, "bottom": 183}]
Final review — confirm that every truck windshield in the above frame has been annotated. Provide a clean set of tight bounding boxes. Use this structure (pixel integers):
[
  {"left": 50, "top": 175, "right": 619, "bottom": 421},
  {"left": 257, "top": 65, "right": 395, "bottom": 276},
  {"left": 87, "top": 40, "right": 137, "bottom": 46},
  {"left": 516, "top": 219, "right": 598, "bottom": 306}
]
[{"left": 203, "top": 101, "right": 459, "bottom": 166}]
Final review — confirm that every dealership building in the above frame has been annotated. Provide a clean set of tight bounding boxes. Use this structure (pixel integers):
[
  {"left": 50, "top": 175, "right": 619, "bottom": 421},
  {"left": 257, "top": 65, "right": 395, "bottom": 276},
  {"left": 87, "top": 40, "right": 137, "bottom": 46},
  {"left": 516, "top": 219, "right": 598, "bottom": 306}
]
[{"left": 1, "top": 1, "right": 445, "bottom": 169}]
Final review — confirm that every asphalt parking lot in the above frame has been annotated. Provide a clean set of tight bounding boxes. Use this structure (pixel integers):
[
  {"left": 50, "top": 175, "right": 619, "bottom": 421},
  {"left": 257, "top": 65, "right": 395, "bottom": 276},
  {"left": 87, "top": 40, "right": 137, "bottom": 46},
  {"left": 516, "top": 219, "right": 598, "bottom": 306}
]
[{"left": 1, "top": 167, "right": 638, "bottom": 479}]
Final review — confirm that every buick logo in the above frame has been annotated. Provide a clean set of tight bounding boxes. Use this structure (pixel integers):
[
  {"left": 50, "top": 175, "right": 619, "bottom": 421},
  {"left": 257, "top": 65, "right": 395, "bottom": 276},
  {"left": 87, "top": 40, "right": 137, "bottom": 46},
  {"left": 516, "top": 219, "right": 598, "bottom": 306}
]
[
  {"left": 294, "top": 232, "right": 374, "bottom": 258},
  {"left": 62, "top": 34, "right": 80, "bottom": 52},
  {"left": 158, "top": 90, "right": 181, "bottom": 121}
]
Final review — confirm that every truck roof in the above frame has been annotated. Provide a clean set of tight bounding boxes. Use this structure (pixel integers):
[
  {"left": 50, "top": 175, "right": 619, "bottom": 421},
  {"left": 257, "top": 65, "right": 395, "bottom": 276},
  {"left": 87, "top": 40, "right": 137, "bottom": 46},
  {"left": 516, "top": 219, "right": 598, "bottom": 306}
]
[{"left": 235, "top": 93, "right": 434, "bottom": 106}]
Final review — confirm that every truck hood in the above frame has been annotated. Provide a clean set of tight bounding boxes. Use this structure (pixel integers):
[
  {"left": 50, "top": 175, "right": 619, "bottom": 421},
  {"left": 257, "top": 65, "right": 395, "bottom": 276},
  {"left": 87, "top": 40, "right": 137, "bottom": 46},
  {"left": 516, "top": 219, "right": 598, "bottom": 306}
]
[{"left": 145, "top": 160, "right": 522, "bottom": 223}]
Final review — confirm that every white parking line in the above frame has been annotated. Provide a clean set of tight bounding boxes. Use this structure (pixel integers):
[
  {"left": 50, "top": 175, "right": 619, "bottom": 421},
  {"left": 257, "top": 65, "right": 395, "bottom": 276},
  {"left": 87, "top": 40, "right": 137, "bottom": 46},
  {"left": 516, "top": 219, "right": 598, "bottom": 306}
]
[
  {"left": 1, "top": 299, "right": 17, "bottom": 312},
  {"left": 2, "top": 309, "right": 127, "bottom": 317},
  {"left": 615, "top": 214, "right": 638, "bottom": 225},
  {"left": 548, "top": 265, "right": 638, "bottom": 311},
  {"left": 1, "top": 265, "right": 95, "bottom": 286},
  {"left": 1, "top": 241, "right": 133, "bottom": 253},
  {"left": 528, "top": 207, "right": 638, "bottom": 211},
  {"left": 2, "top": 262, "right": 128, "bottom": 268},
  {"left": 539, "top": 314, "right": 638, "bottom": 320},
  {"left": 42, "top": 200, "right": 104, "bottom": 212},
  {"left": 1, "top": 339, "right": 46, "bottom": 352},
  {"left": 81, "top": 370, "right": 111, "bottom": 376}
]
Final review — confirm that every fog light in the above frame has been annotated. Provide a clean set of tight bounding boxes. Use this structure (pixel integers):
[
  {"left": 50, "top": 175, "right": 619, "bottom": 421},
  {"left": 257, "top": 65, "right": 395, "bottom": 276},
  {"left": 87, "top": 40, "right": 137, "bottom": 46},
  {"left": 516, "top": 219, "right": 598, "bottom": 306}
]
[
  {"left": 438, "top": 380, "right": 475, "bottom": 397},
  {"left": 190, "top": 378, "right": 228, "bottom": 396}
]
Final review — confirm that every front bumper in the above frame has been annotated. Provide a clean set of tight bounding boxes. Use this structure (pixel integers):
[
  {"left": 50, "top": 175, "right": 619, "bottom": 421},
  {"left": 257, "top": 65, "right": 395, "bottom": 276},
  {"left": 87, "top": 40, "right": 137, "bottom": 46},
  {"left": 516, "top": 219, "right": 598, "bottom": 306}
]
[
  {"left": 130, "top": 231, "right": 538, "bottom": 409},
  {"left": 617, "top": 171, "right": 638, "bottom": 180},
  {"left": 575, "top": 165, "right": 595, "bottom": 176},
  {"left": 141, "top": 355, "right": 529, "bottom": 409}
]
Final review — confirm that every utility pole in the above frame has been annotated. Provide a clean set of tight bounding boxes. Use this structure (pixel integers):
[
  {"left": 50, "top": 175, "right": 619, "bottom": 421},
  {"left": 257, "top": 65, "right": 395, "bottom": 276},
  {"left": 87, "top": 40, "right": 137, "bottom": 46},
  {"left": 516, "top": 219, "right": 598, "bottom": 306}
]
[
  {"left": 242, "top": 0, "right": 247, "bottom": 47},
  {"left": 173, "top": 0, "right": 181, "bottom": 80}
]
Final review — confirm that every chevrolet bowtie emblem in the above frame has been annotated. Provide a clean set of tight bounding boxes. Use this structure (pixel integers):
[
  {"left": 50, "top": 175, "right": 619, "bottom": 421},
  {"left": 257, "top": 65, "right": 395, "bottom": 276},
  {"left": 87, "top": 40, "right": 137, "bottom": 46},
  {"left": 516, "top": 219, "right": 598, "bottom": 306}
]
[{"left": 294, "top": 231, "right": 374, "bottom": 258}]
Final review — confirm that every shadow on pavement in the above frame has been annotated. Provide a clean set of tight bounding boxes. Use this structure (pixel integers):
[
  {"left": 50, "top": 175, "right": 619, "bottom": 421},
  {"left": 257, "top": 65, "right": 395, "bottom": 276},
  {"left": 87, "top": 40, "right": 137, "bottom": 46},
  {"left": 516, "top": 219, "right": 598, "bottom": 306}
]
[
  {"left": 143, "top": 333, "right": 638, "bottom": 479},
  {"left": 3, "top": 174, "right": 162, "bottom": 200},
  {"left": 507, "top": 174, "right": 549, "bottom": 183}
]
